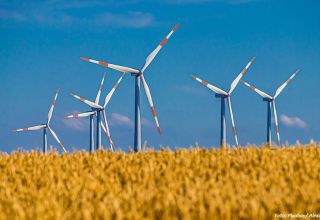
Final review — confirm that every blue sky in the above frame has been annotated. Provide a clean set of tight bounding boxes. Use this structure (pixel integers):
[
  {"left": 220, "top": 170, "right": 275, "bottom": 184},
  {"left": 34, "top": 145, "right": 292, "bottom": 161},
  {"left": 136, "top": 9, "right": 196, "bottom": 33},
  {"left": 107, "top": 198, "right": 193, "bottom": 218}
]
[{"left": 0, "top": 0, "right": 319, "bottom": 152}]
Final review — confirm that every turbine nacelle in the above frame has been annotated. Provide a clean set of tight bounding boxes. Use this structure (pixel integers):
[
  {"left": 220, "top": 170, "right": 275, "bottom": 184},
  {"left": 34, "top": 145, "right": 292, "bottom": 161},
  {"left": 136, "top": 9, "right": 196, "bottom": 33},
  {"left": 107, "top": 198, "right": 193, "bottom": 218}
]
[
  {"left": 131, "top": 70, "right": 143, "bottom": 77},
  {"left": 263, "top": 97, "right": 274, "bottom": 102},
  {"left": 91, "top": 107, "right": 104, "bottom": 112},
  {"left": 215, "top": 93, "right": 229, "bottom": 98}
]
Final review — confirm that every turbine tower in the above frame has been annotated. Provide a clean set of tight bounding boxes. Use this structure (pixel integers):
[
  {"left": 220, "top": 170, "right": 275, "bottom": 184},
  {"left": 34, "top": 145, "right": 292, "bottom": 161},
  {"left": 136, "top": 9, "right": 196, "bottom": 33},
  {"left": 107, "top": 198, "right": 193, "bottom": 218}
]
[
  {"left": 80, "top": 24, "right": 179, "bottom": 152},
  {"left": 13, "top": 89, "right": 67, "bottom": 153},
  {"left": 65, "top": 73, "right": 125, "bottom": 151},
  {"left": 241, "top": 69, "right": 300, "bottom": 146},
  {"left": 192, "top": 57, "right": 256, "bottom": 147}
]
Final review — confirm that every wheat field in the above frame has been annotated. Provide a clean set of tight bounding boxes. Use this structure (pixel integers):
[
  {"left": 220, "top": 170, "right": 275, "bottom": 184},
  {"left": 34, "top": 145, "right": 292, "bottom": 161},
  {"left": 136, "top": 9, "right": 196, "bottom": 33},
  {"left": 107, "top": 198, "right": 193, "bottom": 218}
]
[{"left": 0, "top": 145, "right": 319, "bottom": 219}]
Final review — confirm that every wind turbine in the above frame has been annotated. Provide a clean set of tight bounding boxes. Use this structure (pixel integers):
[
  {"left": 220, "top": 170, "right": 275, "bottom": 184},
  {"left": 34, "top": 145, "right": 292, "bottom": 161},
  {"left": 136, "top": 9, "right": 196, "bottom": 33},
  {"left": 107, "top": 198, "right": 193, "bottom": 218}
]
[
  {"left": 191, "top": 57, "right": 256, "bottom": 147},
  {"left": 241, "top": 69, "right": 300, "bottom": 146},
  {"left": 65, "top": 73, "right": 125, "bottom": 151},
  {"left": 13, "top": 89, "right": 67, "bottom": 153},
  {"left": 80, "top": 23, "right": 179, "bottom": 152}
]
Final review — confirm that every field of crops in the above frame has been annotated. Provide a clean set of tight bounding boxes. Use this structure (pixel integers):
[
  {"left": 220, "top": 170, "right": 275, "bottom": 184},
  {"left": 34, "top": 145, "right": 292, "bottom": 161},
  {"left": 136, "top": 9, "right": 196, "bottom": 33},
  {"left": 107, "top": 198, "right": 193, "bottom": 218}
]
[{"left": 0, "top": 145, "right": 319, "bottom": 219}]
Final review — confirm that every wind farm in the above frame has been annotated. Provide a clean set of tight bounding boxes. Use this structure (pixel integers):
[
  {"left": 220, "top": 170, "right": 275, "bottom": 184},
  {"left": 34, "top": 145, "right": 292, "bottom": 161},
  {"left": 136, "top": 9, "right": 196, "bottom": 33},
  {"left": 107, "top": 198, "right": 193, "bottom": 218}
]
[
  {"left": 4, "top": 24, "right": 305, "bottom": 152},
  {"left": 3, "top": 27, "right": 315, "bottom": 218},
  {"left": 1, "top": 0, "right": 319, "bottom": 219}
]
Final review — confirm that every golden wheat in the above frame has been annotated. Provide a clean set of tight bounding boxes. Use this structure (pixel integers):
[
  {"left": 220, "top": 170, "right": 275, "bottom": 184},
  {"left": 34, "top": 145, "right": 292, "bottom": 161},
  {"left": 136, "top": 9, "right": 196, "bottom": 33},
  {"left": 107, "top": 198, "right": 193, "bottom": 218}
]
[{"left": 0, "top": 145, "right": 319, "bottom": 220}]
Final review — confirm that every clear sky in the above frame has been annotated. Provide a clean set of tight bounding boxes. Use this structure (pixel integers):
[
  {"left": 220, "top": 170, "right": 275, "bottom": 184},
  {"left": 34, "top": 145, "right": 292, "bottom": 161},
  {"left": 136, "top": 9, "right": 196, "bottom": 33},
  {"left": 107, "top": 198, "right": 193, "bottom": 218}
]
[{"left": 0, "top": 0, "right": 319, "bottom": 152}]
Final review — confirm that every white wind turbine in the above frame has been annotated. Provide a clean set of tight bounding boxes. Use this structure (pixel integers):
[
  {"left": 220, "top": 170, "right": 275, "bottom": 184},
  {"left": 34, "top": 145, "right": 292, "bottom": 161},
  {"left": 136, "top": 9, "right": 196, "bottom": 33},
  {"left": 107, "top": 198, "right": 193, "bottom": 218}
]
[
  {"left": 65, "top": 73, "right": 125, "bottom": 151},
  {"left": 241, "top": 69, "right": 300, "bottom": 146},
  {"left": 192, "top": 57, "right": 256, "bottom": 147},
  {"left": 13, "top": 89, "right": 67, "bottom": 153},
  {"left": 80, "top": 24, "right": 179, "bottom": 152}
]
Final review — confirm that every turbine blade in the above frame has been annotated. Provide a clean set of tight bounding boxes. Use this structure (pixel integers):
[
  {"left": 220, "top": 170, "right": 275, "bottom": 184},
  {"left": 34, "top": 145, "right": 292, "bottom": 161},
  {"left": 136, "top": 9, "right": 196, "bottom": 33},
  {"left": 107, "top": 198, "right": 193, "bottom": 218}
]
[
  {"left": 229, "top": 56, "right": 256, "bottom": 94},
  {"left": 70, "top": 93, "right": 103, "bottom": 109},
  {"left": 95, "top": 73, "right": 106, "bottom": 104},
  {"left": 100, "top": 121, "right": 113, "bottom": 151},
  {"left": 141, "top": 23, "right": 179, "bottom": 73},
  {"left": 64, "top": 111, "right": 95, "bottom": 119},
  {"left": 240, "top": 80, "right": 273, "bottom": 99},
  {"left": 47, "top": 88, "right": 60, "bottom": 124},
  {"left": 48, "top": 127, "right": 67, "bottom": 153},
  {"left": 227, "top": 97, "right": 239, "bottom": 146},
  {"left": 272, "top": 101, "right": 281, "bottom": 145},
  {"left": 191, "top": 75, "right": 228, "bottom": 95},
  {"left": 13, "top": 124, "right": 46, "bottom": 132},
  {"left": 101, "top": 110, "right": 114, "bottom": 151},
  {"left": 104, "top": 73, "right": 125, "bottom": 108},
  {"left": 274, "top": 69, "right": 300, "bottom": 99},
  {"left": 140, "top": 74, "right": 162, "bottom": 134},
  {"left": 80, "top": 57, "right": 140, "bottom": 74}
]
